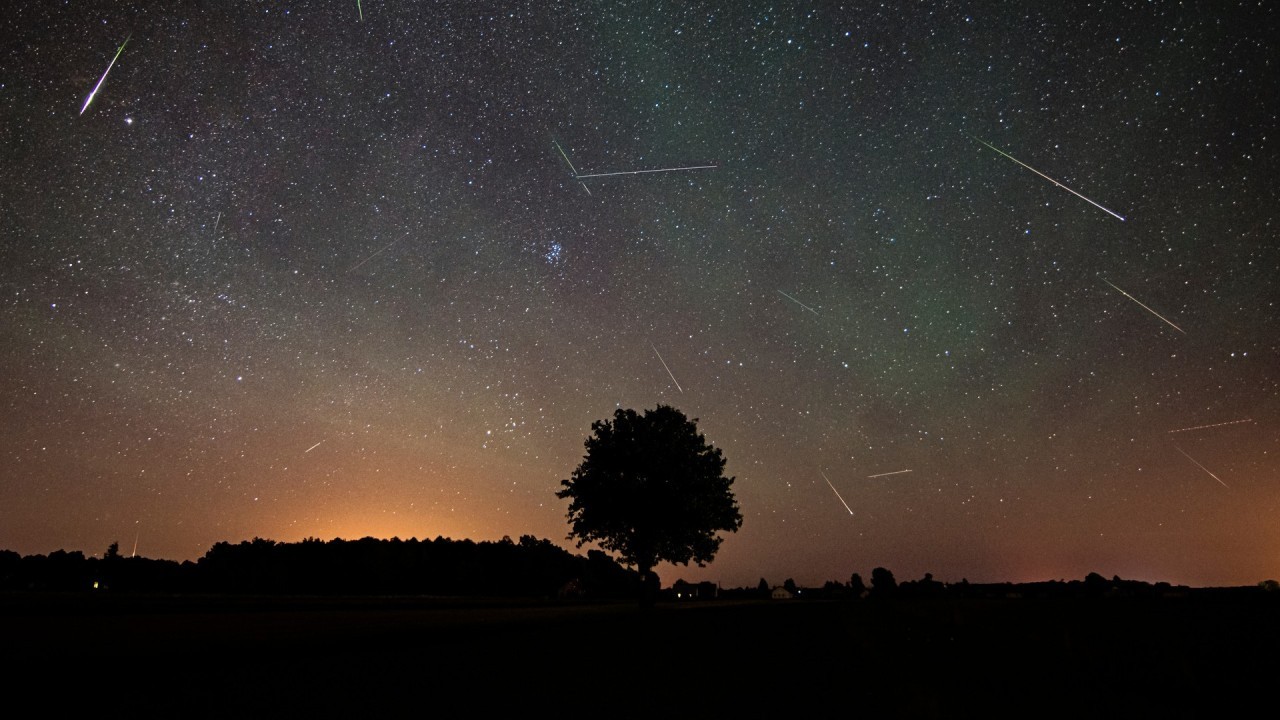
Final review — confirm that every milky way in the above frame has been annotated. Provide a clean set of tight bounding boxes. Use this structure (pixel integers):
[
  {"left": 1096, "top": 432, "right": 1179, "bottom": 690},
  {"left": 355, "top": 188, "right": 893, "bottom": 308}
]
[{"left": 2, "top": 1, "right": 1277, "bottom": 588}]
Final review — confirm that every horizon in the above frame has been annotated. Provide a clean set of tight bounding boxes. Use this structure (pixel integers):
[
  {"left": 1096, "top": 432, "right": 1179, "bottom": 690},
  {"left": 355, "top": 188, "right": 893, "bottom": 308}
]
[
  {"left": 3, "top": 3, "right": 1277, "bottom": 592},
  {"left": 5, "top": 532, "right": 1274, "bottom": 591}
]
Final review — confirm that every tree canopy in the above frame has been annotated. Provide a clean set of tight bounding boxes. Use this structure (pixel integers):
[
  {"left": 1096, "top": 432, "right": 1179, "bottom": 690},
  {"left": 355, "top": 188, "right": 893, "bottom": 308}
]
[{"left": 557, "top": 405, "right": 743, "bottom": 590}]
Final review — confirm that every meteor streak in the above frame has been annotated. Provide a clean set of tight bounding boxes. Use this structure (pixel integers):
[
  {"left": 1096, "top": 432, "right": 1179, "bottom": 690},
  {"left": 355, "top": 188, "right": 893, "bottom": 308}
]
[
  {"left": 777, "top": 290, "right": 819, "bottom": 315},
  {"left": 211, "top": 211, "right": 221, "bottom": 239},
  {"left": 81, "top": 34, "right": 131, "bottom": 116},
  {"left": 651, "top": 343, "right": 683, "bottom": 393},
  {"left": 575, "top": 164, "right": 718, "bottom": 179},
  {"left": 1101, "top": 278, "right": 1186, "bottom": 335},
  {"left": 821, "top": 471, "right": 854, "bottom": 515},
  {"left": 1167, "top": 419, "right": 1254, "bottom": 434},
  {"left": 553, "top": 140, "right": 592, "bottom": 196},
  {"left": 970, "top": 135, "right": 1125, "bottom": 221},
  {"left": 867, "top": 469, "right": 912, "bottom": 478},
  {"left": 349, "top": 232, "right": 408, "bottom": 272},
  {"left": 1174, "top": 446, "right": 1229, "bottom": 489},
  {"left": 357, "top": 0, "right": 363, "bottom": 21},
  {"left": 304, "top": 440, "right": 324, "bottom": 453}
]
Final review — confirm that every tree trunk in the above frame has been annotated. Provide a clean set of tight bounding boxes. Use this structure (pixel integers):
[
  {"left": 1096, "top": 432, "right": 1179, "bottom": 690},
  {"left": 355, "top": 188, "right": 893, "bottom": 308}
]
[{"left": 639, "top": 564, "right": 659, "bottom": 608}]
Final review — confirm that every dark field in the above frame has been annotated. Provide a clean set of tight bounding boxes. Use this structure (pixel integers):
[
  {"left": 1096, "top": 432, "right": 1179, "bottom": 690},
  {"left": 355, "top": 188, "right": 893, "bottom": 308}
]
[{"left": 7, "top": 592, "right": 1277, "bottom": 716}]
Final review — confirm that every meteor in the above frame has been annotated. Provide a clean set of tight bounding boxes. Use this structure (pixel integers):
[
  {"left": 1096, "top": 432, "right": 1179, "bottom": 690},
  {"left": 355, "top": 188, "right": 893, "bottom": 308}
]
[
  {"left": 304, "top": 440, "right": 324, "bottom": 453},
  {"left": 574, "top": 164, "right": 718, "bottom": 179},
  {"left": 81, "top": 34, "right": 131, "bottom": 116},
  {"left": 553, "top": 140, "right": 592, "bottom": 196},
  {"left": 1167, "top": 419, "right": 1253, "bottom": 434},
  {"left": 867, "top": 469, "right": 912, "bottom": 479},
  {"left": 970, "top": 135, "right": 1126, "bottom": 221},
  {"left": 821, "top": 471, "right": 854, "bottom": 515},
  {"left": 349, "top": 232, "right": 408, "bottom": 272},
  {"left": 1101, "top": 278, "right": 1186, "bottom": 335},
  {"left": 777, "top": 289, "right": 819, "bottom": 315},
  {"left": 357, "top": 0, "right": 363, "bottom": 21},
  {"left": 650, "top": 343, "right": 683, "bottom": 393},
  {"left": 1173, "top": 446, "right": 1228, "bottom": 489}
]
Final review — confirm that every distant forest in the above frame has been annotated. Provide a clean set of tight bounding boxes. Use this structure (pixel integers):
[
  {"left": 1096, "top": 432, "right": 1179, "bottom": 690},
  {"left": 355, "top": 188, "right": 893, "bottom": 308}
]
[
  {"left": 0, "top": 535, "right": 639, "bottom": 598},
  {"left": 4, "top": 537, "right": 1278, "bottom": 600}
]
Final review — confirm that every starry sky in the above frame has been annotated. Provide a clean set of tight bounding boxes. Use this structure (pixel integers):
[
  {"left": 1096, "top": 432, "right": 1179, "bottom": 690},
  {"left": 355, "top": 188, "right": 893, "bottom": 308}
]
[{"left": 2, "top": 1, "right": 1277, "bottom": 589}]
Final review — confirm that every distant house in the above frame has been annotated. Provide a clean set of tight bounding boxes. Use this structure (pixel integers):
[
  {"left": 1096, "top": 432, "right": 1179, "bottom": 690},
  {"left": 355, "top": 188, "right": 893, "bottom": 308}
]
[
  {"left": 771, "top": 586, "right": 794, "bottom": 600},
  {"left": 671, "top": 579, "right": 719, "bottom": 600}
]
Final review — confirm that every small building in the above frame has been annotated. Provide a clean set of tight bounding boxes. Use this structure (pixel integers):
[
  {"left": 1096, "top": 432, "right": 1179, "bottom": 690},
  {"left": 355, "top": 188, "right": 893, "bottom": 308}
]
[
  {"left": 671, "top": 579, "right": 719, "bottom": 600},
  {"left": 771, "top": 586, "right": 794, "bottom": 600}
]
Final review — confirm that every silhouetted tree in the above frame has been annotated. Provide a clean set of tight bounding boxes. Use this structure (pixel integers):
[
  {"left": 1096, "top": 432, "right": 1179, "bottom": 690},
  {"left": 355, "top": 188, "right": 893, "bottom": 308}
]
[
  {"left": 871, "top": 567, "right": 897, "bottom": 597},
  {"left": 557, "top": 405, "right": 743, "bottom": 606},
  {"left": 850, "top": 572, "right": 867, "bottom": 598},
  {"left": 757, "top": 577, "right": 770, "bottom": 596},
  {"left": 104, "top": 541, "right": 120, "bottom": 560},
  {"left": 784, "top": 578, "right": 799, "bottom": 595}
]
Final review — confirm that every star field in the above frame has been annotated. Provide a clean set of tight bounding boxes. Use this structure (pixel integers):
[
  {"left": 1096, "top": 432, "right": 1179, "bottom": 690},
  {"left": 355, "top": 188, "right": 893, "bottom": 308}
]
[{"left": 2, "top": 1, "right": 1277, "bottom": 588}]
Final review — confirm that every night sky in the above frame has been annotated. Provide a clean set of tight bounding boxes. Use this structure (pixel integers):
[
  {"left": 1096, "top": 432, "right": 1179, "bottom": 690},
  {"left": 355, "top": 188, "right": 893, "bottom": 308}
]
[{"left": 3, "top": 1, "right": 1277, "bottom": 589}]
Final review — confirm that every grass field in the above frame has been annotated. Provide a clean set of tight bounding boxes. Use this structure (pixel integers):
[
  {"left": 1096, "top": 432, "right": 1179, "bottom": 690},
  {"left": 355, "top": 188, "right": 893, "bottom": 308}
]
[{"left": 6, "top": 593, "right": 1276, "bottom": 716}]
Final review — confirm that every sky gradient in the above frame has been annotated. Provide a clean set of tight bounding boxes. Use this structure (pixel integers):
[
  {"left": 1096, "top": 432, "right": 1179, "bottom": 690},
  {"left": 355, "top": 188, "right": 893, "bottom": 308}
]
[{"left": 2, "top": 1, "right": 1277, "bottom": 588}]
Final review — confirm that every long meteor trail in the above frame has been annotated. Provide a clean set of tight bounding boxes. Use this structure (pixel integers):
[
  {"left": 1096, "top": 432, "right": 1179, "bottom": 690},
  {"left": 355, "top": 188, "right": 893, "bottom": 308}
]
[
  {"left": 970, "top": 135, "right": 1125, "bottom": 221},
  {"left": 1173, "top": 446, "right": 1229, "bottom": 488},
  {"left": 777, "top": 290, "right": 819, "bottom": 315},
  {"left": 650, "top": 343, "right": 683, "bottom": 393},
  {"left": 575, "top": 164, "right": 718, "bottom": 180},
  {"left": 821, "top": 471, "right": 854, "bottom": 515},
  {"left": 1101, "top": 278, "right": 1186, "bottom": 335},
  {"left": 1168, "top": 419, "right": 1254, "bottom": 434},
  {"left": 553, "top": 140, "right": 592, "bottom": 196},
  {"left": 867, "top": 469, "right": 912, "bottom": 478},
  {"left": 81, "top": 34, "right": 131, "bottom": 115}
]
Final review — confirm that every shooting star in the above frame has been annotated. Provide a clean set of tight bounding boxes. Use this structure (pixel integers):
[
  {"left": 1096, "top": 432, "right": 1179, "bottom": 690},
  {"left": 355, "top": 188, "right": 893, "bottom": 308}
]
[
  {"left": 349, "top": 232, "right": 408, "bottom": 272},
  {"left": 867, "top": 469, "right": 912, "bottom": 479},
  {"left": 650, "top": 343, "right": 683, "bottom": 393},
  {"left": 575, "top": 164, "right": 718, "bottom": 180},
  {"left": 357, "top": 0, "right": 363, "bottom": 21},
  {"left": 777, "top": 290, "right": 819, "bottom": 315},
  {"left": 1173, "top": 446, "right": 1229, "bottom": 489},
  {"left": 1101, "top": 278, "right": 1186, "bottom": 335},
  {"left": 131, "top": 527, "right": 139, "bottom": 558},
  {"left": 1168, "top": 419, "right": 1254, "bottom": 434},
  {"left": 211, "top": 211, "right": 221, "bottom": 239},
  {"left": 81, "top": 34, "right": 131, "bottom": 116},
  {"left": 553, "top": 140, "right": 592, "bottom": 196},
  {"left": 821, "top": 471, "right": 854, "bottom": 515},
  {"left": 304, "top": 440, "right": 325, "bottom": 454},
  {"left": 970, "top": 135, "right": 1125, "bottom": 221}
]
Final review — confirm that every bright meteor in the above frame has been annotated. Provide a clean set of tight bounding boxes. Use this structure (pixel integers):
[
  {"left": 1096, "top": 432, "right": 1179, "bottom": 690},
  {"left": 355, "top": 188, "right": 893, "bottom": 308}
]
[
  {"left": 821, "top": 471, "right": 854, "bottom": 515},
  {"left": 650, "top": 343, "right": 683, "bottom": 393},
  {"left": 867, "top": 469, "right": 912, "bottom": 478},
  {"left": 970, "top": 135, "right": 1126, "bottom": 221},
  {"left": 575, "top": 164, "right": 718, "bottom": 180},
  {"left": 1173, "top": 446, "right": 1229, "bottom": 489},
  {"left": 81, "top": 34, "right": 131, "bottom": 116}
]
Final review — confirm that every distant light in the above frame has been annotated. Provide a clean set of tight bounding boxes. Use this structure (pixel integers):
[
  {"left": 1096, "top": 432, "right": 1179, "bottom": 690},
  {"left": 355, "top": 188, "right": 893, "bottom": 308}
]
[{"left": 124, "top": 117, "right": 133, "bottom": 125}]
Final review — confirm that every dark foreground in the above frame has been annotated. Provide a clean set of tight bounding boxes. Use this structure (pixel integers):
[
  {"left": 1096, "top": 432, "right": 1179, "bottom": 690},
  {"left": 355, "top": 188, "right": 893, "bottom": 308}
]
[{"left": 7, "top": 592, "right": 1277, "bottom": 716}]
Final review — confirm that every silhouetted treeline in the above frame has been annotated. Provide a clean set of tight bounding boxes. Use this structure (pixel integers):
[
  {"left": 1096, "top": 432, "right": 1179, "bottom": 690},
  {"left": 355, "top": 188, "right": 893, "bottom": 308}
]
[
  {"left": 0, "top": 535, "right": 639, "bottom": 598},
  {"left": 706, "top": 568, "right": 1280, "bottom": 601}
]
